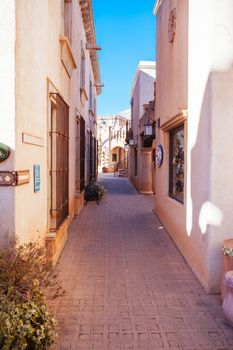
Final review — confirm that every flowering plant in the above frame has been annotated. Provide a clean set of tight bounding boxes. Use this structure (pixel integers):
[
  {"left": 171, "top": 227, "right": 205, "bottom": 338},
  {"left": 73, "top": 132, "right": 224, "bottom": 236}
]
[
  {"left": 84, "top": 182, "right": 106, "bottom": 204},
  {"left": 223, "top": 246, "right": 233, "bottom": 257}
]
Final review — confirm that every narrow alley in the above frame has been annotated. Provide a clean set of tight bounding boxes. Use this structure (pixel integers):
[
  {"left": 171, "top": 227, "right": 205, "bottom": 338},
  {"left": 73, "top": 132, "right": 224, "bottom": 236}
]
[{"left": 52, "top": 175, "right": 233, "bottom": 350}]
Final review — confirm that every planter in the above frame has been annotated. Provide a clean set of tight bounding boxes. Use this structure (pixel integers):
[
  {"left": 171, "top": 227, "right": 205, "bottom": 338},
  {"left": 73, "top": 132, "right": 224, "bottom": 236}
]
[
  {"left": 221, "top": 239, "right": 233, "bottom": 299},
  {"left": 223, "top": 271, "right": 233, "bottom": 327},
  {"left": 102, "top": 167, "right": 109, "bottom": 173}
]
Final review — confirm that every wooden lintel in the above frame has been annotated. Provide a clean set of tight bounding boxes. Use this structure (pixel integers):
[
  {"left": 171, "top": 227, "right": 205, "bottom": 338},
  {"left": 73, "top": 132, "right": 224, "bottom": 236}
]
[{"left": 86, "top": 43, "right": 102, "bottom": 51}]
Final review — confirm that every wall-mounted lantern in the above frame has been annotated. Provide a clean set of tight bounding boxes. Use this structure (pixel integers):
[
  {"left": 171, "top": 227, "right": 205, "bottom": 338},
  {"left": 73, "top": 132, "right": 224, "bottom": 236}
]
[
  {"left": 144, "top": 119, "right": 153, "bottom": 136},
  {"left": 129, "top": 138, "right": 135, "bottom": 146},
  {"left": 144, "top": 118, "right": 160, "bottom": 137}
]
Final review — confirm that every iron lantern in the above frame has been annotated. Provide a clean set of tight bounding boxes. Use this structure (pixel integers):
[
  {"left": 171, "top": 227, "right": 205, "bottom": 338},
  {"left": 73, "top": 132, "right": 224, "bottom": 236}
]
[
  {"left": 129, "top": 138, "right": 135, "bottom": 146},
  {"left": 144, "top": 119, "right": 153, "bottom": 136}
]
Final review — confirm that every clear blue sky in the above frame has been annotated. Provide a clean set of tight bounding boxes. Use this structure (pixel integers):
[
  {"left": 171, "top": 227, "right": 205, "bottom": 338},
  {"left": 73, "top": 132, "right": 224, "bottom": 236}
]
[{"left": 92, "top": 0, "right": 156, "bottom": 116}]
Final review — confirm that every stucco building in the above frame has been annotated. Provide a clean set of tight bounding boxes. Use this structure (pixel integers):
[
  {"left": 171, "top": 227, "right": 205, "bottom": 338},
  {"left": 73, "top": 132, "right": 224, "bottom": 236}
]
[
  {"left": 128, "top": 61, "right": 156, "bottom": 194},
  {"left": 0, "top": 0, "right": 101, "bottom": 263},
  {"left": 97, "top": 109, "right": 130, "bottom": 173},
  {"left": 154, "top": 0, "right": 233, "bottom": 292}
]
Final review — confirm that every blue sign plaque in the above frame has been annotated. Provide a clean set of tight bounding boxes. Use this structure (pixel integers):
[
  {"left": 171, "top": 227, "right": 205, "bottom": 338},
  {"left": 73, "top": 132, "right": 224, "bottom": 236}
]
[{"left": 34, "top": 165, "right": 40, "bottom": 192}]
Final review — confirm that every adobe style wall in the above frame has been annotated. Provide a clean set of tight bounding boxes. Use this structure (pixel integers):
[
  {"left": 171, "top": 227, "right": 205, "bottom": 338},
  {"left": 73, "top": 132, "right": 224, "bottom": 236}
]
[{"left": 155, "top": 0, "right": 233, "bottom": 292}]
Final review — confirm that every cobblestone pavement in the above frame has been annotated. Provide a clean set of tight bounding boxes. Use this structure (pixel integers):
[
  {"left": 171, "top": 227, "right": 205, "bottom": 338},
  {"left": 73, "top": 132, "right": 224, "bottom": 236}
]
[{"left": 51, "top": 174, "right": 233, "bottom": 350}]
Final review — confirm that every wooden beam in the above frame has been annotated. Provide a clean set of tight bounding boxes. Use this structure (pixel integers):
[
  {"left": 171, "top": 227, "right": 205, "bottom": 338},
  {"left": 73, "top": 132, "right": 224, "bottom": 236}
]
[{"left": 86, "top": 43, "right": 102, "bottom": 50}]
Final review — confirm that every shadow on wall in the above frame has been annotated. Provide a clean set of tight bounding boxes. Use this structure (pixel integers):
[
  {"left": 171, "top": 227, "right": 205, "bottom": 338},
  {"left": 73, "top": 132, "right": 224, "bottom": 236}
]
[{"left": 189, "top": 65, "right": 233, "bottom": 289}]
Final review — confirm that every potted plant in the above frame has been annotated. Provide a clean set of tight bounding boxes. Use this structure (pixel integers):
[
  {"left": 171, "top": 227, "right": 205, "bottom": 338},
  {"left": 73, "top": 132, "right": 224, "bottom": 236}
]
[{"left": 84, "top": 182, "right": 106, "bottom": 204}]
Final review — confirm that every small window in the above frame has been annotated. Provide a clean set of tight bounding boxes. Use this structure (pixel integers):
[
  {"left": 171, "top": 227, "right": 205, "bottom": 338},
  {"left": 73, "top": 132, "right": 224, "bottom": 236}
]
[
  {"left": 80, "top": 41, "right": 85, "bottom": 89},
  {"left": 169, "top": 125, "right": 184, "bottom": 203},
  {"left": 64, "top": 0, "right": 72, "bottom": 42},
  {"left": 89, "top": 79, "right": 93, "bottom": 110},
  {"left": 112, "top": 154, "right": 117, "bottom": 162}
]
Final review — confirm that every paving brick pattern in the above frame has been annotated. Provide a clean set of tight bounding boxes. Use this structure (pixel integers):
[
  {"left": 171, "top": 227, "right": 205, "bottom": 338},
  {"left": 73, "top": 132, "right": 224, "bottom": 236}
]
[{"left": 51, "top": 174, "right": 233, "bottom": 349}]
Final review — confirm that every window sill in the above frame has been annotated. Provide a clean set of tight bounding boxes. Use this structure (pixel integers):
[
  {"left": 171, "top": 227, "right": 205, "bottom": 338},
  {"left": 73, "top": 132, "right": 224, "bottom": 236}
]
[{"left": 166, "top": 195, "right": 184, "bottom": 207}]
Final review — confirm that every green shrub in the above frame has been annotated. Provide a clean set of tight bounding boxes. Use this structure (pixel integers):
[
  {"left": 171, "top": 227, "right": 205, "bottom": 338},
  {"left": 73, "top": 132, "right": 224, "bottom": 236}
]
[
  {"left": 0, "top": 238, "right": 64, "bottom": 349},
  {"left": 84, "top": 182, "right": 106, "bottom": 204}
]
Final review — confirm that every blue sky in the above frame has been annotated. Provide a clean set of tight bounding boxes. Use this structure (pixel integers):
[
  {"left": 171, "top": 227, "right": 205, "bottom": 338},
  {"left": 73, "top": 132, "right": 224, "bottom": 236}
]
[{"left": 92, "top": 0, "right": 156, "bottom": 116}]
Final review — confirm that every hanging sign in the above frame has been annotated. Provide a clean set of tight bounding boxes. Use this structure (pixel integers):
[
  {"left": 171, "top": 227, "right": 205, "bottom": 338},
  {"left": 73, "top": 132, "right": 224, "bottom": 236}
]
[
  {"left": 0, "top": 172, "right": 16, "bottom": 186},
  {"left": 16, "top": 170, "right": 30, "bottom": 185},
  {"left": 0, "top": 170, "right": 30, "bottom": 186},
  {"left": 0, "top": 143, "right": 11, "bottom": 162}
]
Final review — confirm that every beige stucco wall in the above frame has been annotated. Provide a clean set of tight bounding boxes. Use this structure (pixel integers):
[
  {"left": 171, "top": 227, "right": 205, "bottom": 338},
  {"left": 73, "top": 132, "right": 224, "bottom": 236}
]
[
  {"left": 155, "top": 0, "right": 233, "bottom": 292},
  {"left": 129, "top": 63, "right": 155, "bottom": 187},
  {"left": 0, "top": 0, "right": 16, "bottom": 237},
  {"left": 0, "top": 0, "right": 99, "bottom": 255},
  {"left": 14, "top": 0, "right": 61, "bottom": 244},
  {"left": 155, "top": 0, "right": 187, "bottom": 123}
]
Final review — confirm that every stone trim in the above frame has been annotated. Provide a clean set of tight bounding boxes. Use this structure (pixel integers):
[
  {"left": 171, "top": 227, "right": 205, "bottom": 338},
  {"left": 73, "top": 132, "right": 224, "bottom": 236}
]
[
  {"left": 79, "top": 0, "right": 101, "bottom": 95},
  {"left": 160, "top": 110, "right": 188, "bottom": 131}
]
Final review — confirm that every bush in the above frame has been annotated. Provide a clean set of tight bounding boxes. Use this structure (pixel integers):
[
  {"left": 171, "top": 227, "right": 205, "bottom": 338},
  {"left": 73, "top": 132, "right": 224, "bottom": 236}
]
[
  {"left": 0, "top": 238, "right": 64, "bottom": 349},
  {"left": 84, "top": 182, "right": 106, "bottom": 204}
]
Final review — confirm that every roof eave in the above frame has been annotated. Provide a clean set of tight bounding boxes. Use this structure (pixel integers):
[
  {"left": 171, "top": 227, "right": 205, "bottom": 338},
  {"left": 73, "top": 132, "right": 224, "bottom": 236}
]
[
  {"left": 153, "top": 0, "right": 163, "bottom": 15},
  {"left": 79, "top": 0, "right": 102, "bottom": 95}
]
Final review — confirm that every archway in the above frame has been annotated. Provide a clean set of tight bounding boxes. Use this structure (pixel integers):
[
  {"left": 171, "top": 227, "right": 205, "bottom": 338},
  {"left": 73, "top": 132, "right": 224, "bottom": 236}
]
[{"left": 110, "top": 146, "right": 127, "bottom": 170}]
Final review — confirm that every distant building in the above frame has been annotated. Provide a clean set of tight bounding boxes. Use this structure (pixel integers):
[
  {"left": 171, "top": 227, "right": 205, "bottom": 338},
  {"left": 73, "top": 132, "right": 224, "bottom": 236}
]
[
  {"left": 0, "top": 0, "right": 101, "bottom": 263},
  {"left": 128, "top": 61, "right": 156, "bottom": 193},
  {"left": 97, "top": 109, "right": 130, "bottom": 172}
]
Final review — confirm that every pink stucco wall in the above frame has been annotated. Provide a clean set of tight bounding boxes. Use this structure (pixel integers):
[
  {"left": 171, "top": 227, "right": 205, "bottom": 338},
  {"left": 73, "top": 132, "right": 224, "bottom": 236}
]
[{"left": 155, "top": 0, "right": 233, "bottom": 292}]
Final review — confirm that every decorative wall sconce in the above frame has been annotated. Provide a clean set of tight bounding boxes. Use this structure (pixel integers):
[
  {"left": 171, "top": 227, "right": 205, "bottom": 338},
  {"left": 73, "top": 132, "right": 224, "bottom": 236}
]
[
  {"left": 144, "top": 120, "right": 153, "bottom": 136},
  {"left": 144, "top": 118, "right": 160, "bottom": 136}
]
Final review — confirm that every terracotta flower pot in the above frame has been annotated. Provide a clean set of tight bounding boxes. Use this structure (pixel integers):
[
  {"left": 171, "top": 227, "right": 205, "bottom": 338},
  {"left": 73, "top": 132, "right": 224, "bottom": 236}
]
[
  {"left": 223, "top": 271, "right": 233, "bottom": 327},
  {"left": 221, "top": 239, "right": 233, "bottom": 299}
]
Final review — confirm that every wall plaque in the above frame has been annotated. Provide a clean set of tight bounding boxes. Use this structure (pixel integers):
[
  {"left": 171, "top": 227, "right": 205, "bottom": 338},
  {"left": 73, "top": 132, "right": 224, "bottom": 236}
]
[
  {"left": 0, "top": 143, "right": 11, "bottom": 162},
  {"left": 34, "top": 165, "right": 40, "bottom": 192},
  {"left": 156, "top": 144, "right": 164, "bottom": 167},
  {"left": 22, "top": 133, "right": 44, "bottom": 147}
]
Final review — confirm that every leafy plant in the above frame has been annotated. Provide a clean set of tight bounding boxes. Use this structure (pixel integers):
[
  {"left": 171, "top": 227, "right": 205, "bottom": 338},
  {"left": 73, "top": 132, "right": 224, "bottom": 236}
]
[
  {"left": 84, "top": 182, "right": 106, "bottom": 204},
  {"left": 0, "top": 238, "right": 64, "bottom": 349}
]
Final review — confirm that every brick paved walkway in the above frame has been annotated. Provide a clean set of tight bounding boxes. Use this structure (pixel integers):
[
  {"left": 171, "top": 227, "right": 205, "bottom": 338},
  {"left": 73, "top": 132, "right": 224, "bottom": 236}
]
[{"left": 51, "top": 174, "right": 233, "bottom": 350}]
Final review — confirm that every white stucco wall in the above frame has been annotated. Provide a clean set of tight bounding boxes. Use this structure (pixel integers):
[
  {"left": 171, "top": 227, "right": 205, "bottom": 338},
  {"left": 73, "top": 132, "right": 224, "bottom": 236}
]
[
  {"left": 129, "top": 63, "right": 155, "bottom": 184},
  {"left": 188, "top": 0, "right": 233, "bottom": 291},
  {"left": 0, "top": 0, "right": 16, "bottom": 237},
  {"left": 97, "top": 111, "right": 130, "bottom": 168}
]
